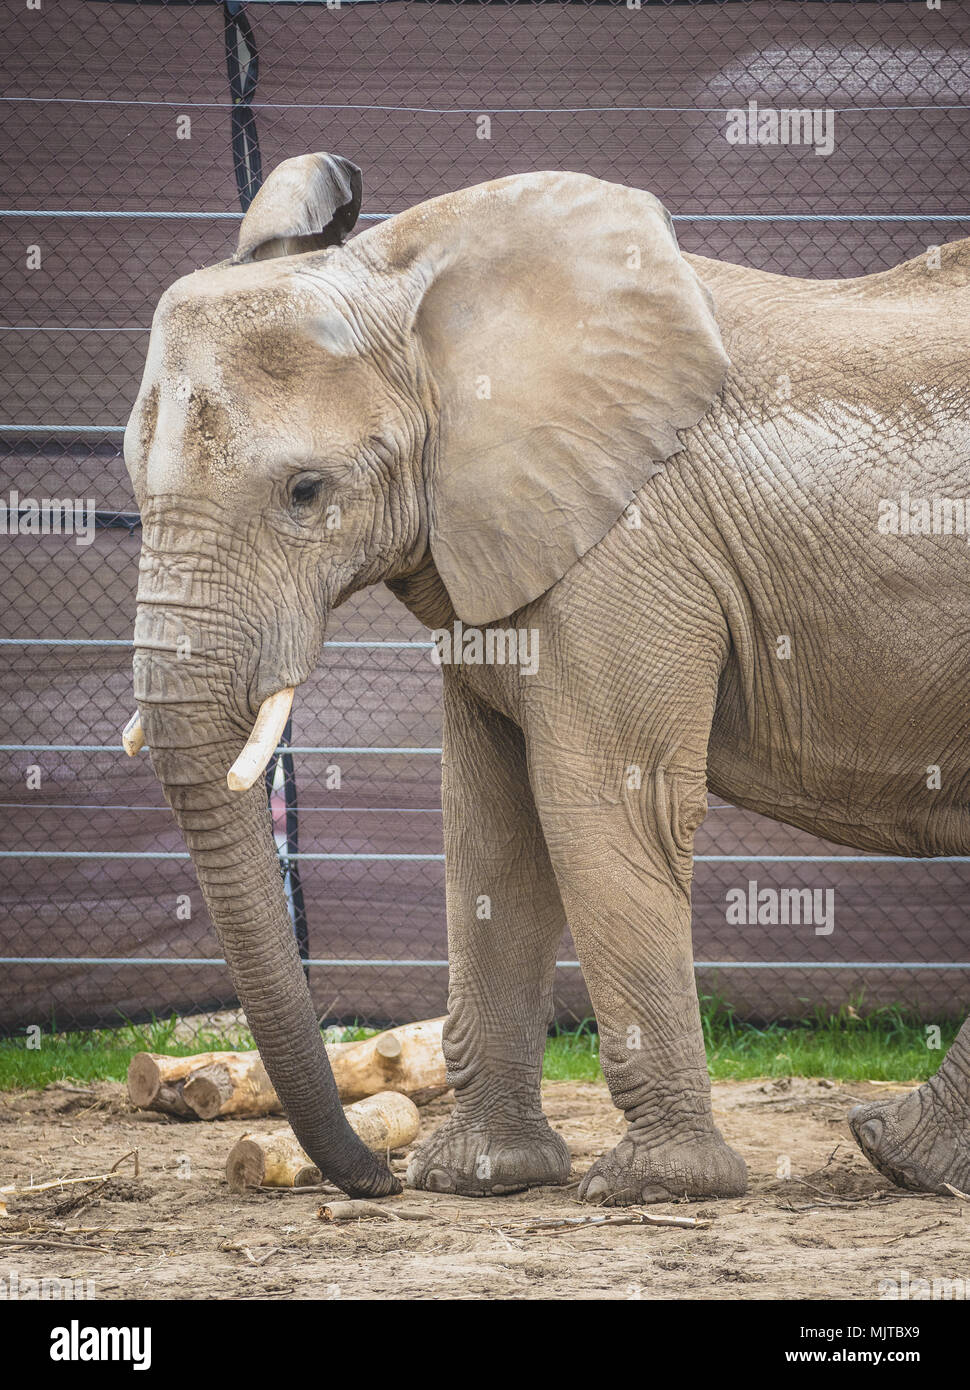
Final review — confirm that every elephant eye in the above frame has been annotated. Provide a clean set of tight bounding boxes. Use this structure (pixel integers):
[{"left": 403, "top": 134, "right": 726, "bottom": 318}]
[{"left": 289, "top": 477, "right": 324, "bottom": 511}]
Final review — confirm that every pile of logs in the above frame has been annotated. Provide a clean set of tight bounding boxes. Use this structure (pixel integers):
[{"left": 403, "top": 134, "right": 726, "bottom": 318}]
[
  {"left": 127, "top": 1050, "right": 277, "bottom": 1120},
  {"left": 126, "top": 1017, "right": 447, "bottom": 1192},
  {"left": 127, "top": 1017, "right": 446, "bottom": 1120}
]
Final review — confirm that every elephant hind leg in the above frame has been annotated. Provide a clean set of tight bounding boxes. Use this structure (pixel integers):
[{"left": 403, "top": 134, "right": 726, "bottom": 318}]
[
  {"left": 535, "top": 786, "right": 747, "bottom": 1207},
  {"left": 527, "top": 668, "right": 747, "bottom": 1206},
  {"left": 849, "top": 1018, "right": 970, "bottom": 1196}
]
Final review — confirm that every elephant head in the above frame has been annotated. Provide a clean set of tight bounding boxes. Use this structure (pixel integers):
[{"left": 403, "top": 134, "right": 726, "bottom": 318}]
[{"left": 122, "top": 152, "right": 727, "bottom": 1196}]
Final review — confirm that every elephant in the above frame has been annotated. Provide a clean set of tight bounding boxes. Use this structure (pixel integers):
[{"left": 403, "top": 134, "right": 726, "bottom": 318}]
[{"left": 122, "top": 151, "right": 970, "bottom": 1205}]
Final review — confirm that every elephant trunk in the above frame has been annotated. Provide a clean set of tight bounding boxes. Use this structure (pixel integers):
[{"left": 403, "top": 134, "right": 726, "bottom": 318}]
[{"left": 134, "top": 637, "right": 400, "bottom": 1198}]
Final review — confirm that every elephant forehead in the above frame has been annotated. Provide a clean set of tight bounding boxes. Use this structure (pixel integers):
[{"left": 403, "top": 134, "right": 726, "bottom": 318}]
[
  {"left": 152, "top": 265, "right": 368, "bottom": 397},
  {"left": 155, "top": 276, "right": 310, "bottom": 368}
]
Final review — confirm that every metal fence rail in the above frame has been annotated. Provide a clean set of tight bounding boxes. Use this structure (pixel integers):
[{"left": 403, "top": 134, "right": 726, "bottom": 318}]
[{"left": 2, "top": 0, "right": 969, "bottom": 1031}]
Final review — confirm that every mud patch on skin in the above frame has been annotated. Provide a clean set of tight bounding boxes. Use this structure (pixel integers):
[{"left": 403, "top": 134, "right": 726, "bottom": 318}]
[
  {"left": 1, "top": 1078, "right": 967, "bottom": 1300},
  {"left": 184, "top": 390, "right": 234, "bottom": 480}
]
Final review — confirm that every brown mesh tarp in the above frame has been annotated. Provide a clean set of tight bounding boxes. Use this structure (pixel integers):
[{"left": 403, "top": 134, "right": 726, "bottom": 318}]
[{"left": 1, "top": 0, "right": 969, "bottom": 1032}]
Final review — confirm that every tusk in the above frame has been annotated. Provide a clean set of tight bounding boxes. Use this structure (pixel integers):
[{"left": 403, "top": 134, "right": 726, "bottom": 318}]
[
  {"left": 227, "top": 688, "right": 295, "bottom": 792},
  {"left": 122, "top": 712, "right": 145, "bottom": 757}
]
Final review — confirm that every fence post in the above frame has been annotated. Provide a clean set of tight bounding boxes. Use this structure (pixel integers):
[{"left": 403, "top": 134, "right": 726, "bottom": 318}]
[
  {"left": 223, "top": 1, "right": 263, "bottom": 212},
  {"left": 264, "top": 725, "right": 311, "bottom": 978}
]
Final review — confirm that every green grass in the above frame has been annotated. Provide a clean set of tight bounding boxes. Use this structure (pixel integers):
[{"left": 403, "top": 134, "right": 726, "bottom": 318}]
[
  {"left": 699, "top": 996, "right": 958, "bottom": 1084},
  {"left": 0, "top": 1017, "right": 373, "bottom": 1092},
  {"left": 0, "top": 997, "right": 957, "bottom": 1091},
  {"left": 542, "top": 999, "right": 959, "bottom": 1085}
]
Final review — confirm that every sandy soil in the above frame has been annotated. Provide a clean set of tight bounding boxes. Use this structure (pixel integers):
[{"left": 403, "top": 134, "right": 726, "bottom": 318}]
[{"left": 1, "top": 1077, "right": 967, "bottom": 1301}]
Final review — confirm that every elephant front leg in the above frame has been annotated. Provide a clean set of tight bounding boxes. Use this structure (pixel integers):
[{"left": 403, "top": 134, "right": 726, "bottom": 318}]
[
  {"left": 537, "top": 770, "right": 747, "bottom": 1207},
  {"left": 849, "top": 1017, "right": 970, "bottom": 1195},
  {"left": 406, "top": 680, "right": 571, "bottom": 1196}
]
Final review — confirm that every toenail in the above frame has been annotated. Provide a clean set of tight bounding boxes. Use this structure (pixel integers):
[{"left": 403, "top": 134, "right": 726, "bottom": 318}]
[
  {"left": 640, "top": 1184, "right": 672, "bottom": 1203},
  {"left": 857, "top": 1119, "right": 883, "bottom": 1152},
  {"left": 425, "top": 1167, "right": 457, "bottom": 1193}
]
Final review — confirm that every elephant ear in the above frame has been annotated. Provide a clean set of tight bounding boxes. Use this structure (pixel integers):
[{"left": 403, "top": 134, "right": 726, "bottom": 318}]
[
  {"left": 367, "top": 172, "right": 728, "bottom": 625},
  {"left": 234, "top": 152, "right": 362, "bottom": 263}
]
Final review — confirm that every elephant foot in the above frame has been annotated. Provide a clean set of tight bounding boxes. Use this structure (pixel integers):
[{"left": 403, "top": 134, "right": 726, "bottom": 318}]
[
  {"left": 405, "top": 1111, "right": 571, "bottom": 1196},
  {"left": 849, "top": 1084, "right": 970, "bottom": 1196},
  {"left": 579, "top": 1130, "right": 748, "bottom": 1206}
]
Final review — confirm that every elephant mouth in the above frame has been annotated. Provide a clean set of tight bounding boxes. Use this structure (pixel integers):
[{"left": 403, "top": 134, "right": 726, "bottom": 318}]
[{"left": 122, "top": 685, "right": 295, "bottom": 792}]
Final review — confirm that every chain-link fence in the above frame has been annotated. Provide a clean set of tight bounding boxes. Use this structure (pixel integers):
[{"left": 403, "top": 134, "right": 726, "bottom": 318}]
[{"left": 2, "top": 0, "right": 969, "bottom": 1034}]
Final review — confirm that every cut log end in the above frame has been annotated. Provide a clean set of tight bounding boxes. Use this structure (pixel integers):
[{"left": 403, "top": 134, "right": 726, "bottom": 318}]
[
  {"left": 182, "top": 1064, "right": 235, "bottom": 1120},
  {"left": 375, "top": 1032, "right": 403, "bottom": 1061},
  {"left": 226, "top": 1138, "right": 269, "bottom": 1193},
  {"left": 226, "top": 1133, "right": 322, "bottom": 1193},
  {"left": 127, "top": 1051, "right": 163, "bottom": 1110}
]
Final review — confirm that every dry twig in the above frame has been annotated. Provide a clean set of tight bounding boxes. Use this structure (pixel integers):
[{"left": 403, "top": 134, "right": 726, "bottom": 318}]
[
  {"left": 493, "top": 1209, "right": 708, "bottom": 1236},
  {"left": 1, "top": 1149, "right": 138, "bottom": 1200},
  {"left": 318, "top": 1200, "right": 433, "bottom": 1223}
]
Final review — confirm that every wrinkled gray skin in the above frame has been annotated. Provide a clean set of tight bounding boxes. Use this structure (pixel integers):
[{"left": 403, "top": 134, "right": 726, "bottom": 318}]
[{"left": 125, "top": 153, "right": 970, "bottom": 1203}]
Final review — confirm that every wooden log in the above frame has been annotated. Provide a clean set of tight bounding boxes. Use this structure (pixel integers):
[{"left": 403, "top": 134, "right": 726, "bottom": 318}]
[
  {"left": 127, "top": 1051, "right": 245, "bottom": 1116},
  {"left": 182, "top": 1054, "right": 278, "bottom": 1120},
  {"left": 225, "top": 1091, "right": 421, "bottom": 1192},
  {"left": 342, "top": 1090, "right": 421, "bottom": 1152},
  {"left": 128, "top": 1018, "right": 447, "bottom": 1119},
  {"left": 150, "top": 1084, "right": 195, "bottom": 1119},
  {"left": 227, "top": 1130, "right": 321, "bottom": 1192},
  {"left": 325, "top": 1018, "right": 447, "bottom": 1103}
]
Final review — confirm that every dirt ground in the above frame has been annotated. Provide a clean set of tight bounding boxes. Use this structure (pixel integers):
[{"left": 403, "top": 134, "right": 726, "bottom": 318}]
[{"left": 1, "top": 1077, "right": 967, "bottom": 1301}]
